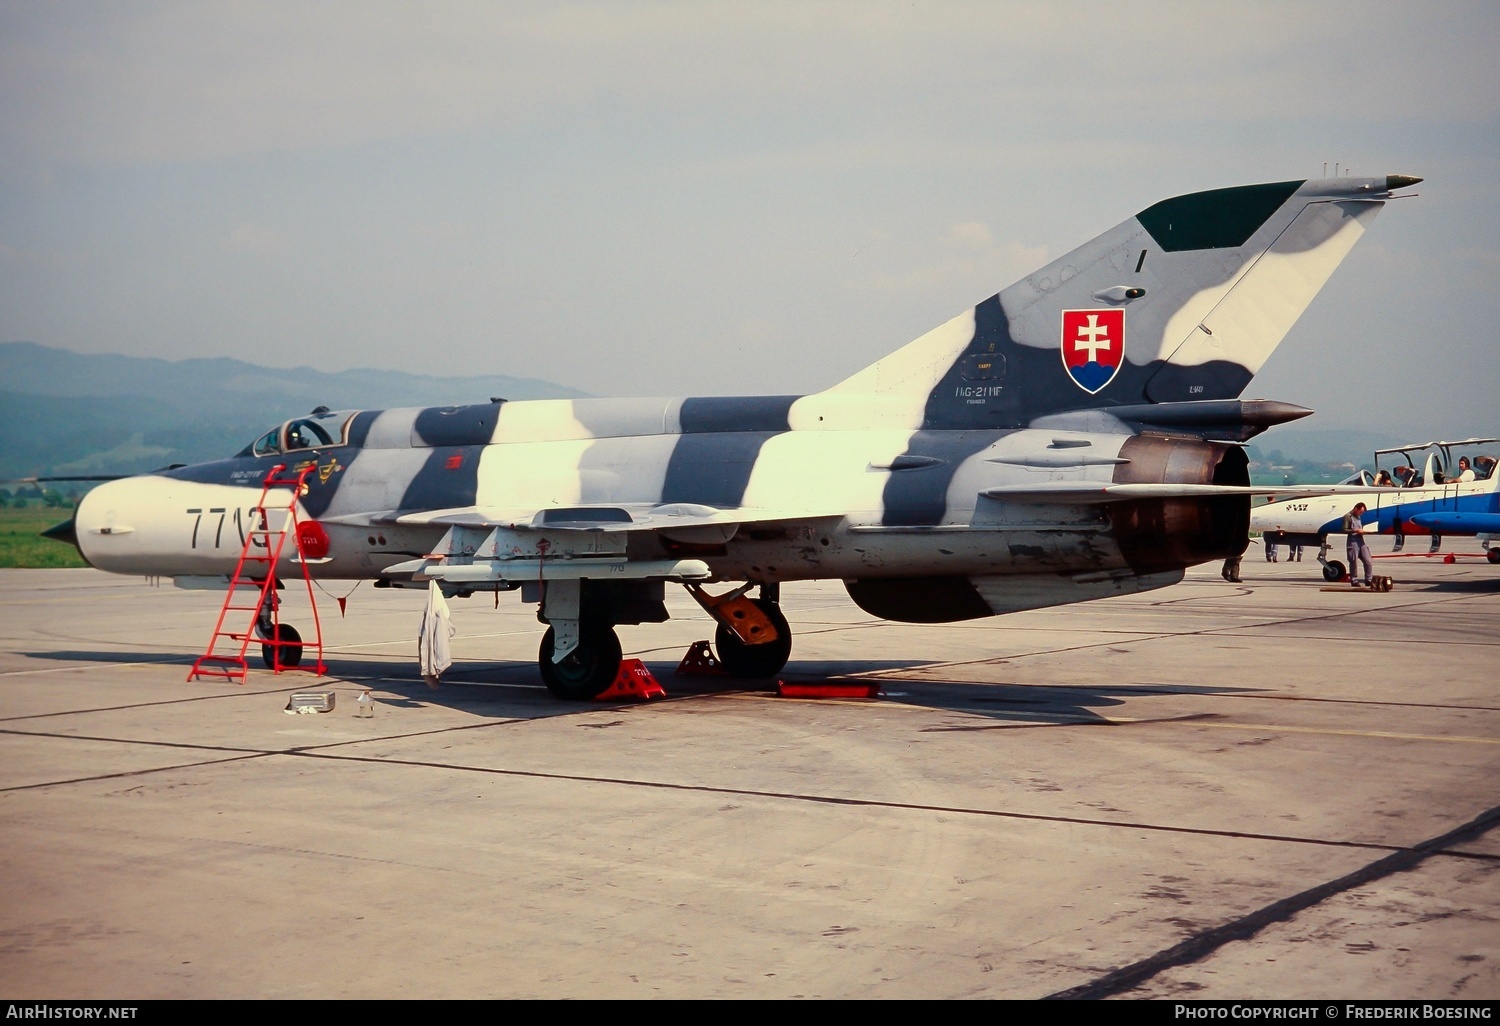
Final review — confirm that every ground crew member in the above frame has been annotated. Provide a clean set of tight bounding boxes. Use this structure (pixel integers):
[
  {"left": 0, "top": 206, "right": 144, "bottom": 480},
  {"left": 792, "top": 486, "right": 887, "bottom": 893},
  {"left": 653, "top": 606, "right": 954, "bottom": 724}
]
[{"left": 1344, "top": 502, "right": 1373, "bottom": 587}]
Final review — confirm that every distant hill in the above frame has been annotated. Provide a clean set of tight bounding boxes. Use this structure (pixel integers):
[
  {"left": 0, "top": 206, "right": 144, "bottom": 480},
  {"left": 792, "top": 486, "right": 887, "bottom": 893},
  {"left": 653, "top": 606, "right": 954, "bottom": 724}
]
[
  {"left": 0, "top": 342, "right": 587, "bottom": 480},
  {"left": 1249, "top": 428, "right": 1402, "bottom": 465}
]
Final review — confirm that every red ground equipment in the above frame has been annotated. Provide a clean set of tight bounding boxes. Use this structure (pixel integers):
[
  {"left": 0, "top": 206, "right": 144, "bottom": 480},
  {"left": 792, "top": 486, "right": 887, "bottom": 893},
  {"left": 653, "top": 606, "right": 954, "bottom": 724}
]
[{"left": 188, "top": 464, "right": 327, "bottom": 683}]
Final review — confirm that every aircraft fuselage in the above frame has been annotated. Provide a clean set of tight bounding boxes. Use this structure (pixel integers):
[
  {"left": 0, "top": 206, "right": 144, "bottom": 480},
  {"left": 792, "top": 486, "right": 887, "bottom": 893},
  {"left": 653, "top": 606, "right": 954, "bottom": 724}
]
[{"left": 76, "top": 396, "right": 1249, "bottom": 616}]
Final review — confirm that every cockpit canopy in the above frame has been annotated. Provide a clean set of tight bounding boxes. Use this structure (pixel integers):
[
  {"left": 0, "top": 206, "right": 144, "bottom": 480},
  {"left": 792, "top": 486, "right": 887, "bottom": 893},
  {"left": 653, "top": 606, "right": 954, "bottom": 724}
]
[
  {"left": 1372, "top": 438, "right": 1498, "bottom": 487},
  {"left": 241, "top": 410, "right": 353, "bottom": 458}
]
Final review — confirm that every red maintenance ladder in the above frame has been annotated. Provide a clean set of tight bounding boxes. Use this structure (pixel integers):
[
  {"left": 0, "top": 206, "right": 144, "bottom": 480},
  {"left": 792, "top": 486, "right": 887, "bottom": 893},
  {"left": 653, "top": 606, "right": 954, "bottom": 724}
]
[{"left": 187, "top": 464, "right": 328, "bottom": 683}]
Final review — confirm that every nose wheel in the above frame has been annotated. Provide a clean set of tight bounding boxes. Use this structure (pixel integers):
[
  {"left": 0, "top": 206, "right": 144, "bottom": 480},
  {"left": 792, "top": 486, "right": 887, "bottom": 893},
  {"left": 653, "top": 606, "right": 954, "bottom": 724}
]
[{"left": 259, "top": 623, "right": 303, "bottom": 669}]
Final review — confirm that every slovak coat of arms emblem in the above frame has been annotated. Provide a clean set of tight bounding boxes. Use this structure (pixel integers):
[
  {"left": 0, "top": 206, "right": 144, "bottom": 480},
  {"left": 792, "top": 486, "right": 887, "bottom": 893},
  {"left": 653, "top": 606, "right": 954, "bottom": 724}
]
[{"left": 1060, "top": 308, "right": 1124, "bottom": 394}]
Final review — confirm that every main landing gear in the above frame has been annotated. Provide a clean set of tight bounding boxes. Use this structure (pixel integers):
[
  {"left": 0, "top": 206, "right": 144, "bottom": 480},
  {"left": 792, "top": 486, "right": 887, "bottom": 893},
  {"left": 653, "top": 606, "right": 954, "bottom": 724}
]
[
  {"left": 534, "top": 580, "right": 793, "bottom": 701},
  {"left": 714, "top": 598, "right": 792, "bottom": 679},
  {"left": 538, "top": 621, "right": 621, "bottom": 701}
]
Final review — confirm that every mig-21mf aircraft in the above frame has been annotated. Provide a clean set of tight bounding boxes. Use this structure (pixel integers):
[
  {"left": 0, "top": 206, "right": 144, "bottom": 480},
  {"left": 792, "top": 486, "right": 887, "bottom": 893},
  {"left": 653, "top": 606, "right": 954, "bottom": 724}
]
[
  {"left": 52, "top": 174, "right": 1419, "bottom": 698},
  {"left": 1254, "top": 437, "right": 1500, "bottom": 579}
]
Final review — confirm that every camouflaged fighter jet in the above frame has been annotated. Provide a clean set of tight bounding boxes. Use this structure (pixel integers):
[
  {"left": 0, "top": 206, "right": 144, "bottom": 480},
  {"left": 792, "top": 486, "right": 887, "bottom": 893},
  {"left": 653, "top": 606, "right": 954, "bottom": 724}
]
[{"left": 59, "top": 174, "right": 1419, "bottom": 698}]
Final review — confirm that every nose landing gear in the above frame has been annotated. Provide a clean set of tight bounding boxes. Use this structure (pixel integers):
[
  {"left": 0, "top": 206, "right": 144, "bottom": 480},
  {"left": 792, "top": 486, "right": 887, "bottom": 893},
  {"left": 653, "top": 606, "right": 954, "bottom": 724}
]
[
  {"left": 1315, "top": 539, "right": 1347, "bottom": 582},
  {"left": 252, "top": 591, "right": 307, "bottom": 670},
  {"left": 258, "top": 620, "right": 304, "bottom": 669}
]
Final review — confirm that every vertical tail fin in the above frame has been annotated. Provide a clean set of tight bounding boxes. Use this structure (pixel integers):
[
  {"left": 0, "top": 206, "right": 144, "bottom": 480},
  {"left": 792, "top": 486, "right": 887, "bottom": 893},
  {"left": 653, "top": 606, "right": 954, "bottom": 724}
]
[{"left": 813, "top": 175, "right": 1416, "bottom": 430}]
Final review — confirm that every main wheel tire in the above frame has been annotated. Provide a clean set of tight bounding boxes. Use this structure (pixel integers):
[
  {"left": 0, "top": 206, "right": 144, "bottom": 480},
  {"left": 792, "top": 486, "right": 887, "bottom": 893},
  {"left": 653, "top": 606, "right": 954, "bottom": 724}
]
[
  {"left": 260, "top": 623, "right": 303, "bottom": 669},
  {"left": 715, "top": 599, "right": 792, "bottom": 679},
  {"left": 1488, "top": 549, "right": 1500, "bottom": 565},
  {"left": 1322, "top": 560, "right": 1346, "bottom": 583},
  {"left": 539, "top": 624, "right": 622, "bottom": 701}
]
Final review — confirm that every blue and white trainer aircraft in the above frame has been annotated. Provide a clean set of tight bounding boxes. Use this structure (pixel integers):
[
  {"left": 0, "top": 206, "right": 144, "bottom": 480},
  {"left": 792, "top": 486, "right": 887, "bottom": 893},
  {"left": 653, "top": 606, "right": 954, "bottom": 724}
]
[
  {"left": 1254, "top": 437, "right": 1500, "bottom": 580},
  {"left": 51, "top": 174, "right": 1419, "bottom": 698}
]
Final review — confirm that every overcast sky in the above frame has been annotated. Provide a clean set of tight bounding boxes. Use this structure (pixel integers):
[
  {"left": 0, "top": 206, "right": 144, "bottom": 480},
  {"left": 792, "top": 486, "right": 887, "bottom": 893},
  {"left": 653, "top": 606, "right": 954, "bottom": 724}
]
[{"left": 1, "top": 1, "right": 1496, "bottom": 439}]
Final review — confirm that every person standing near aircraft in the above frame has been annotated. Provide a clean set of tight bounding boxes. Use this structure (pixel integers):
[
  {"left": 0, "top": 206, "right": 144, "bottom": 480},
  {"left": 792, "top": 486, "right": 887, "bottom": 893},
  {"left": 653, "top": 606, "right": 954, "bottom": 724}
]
[
  {"left": 1221, "top": 554, "right": 1243, "bottom": 584},
  {"left": 1344, "top": 502, "right": 1374, "bottom": 587}
]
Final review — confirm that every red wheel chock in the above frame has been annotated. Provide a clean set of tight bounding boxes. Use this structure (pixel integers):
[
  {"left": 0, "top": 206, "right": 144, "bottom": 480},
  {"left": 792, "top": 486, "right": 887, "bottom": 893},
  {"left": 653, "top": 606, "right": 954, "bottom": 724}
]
[
  {"left": 595, "top": 659, "right": 666, "bottom": 701},
  {"left": 776, "top": 681, "right": 881, "bottom": 699},
  {"left": 676, "top": 640, "right": 728, "bottom": 677}
]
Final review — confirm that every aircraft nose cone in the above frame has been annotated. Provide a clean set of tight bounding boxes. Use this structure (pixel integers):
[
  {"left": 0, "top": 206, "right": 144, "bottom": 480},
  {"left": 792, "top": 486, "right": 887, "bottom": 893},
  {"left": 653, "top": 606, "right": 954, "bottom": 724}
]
[
  {"left": 41, "top": 515, "right": 90, "bottom": 565},
  {"left": 1385, "top": 174, "right": 1423, "bottom": 190},
  {"left": 41, "top": 516, "right": 78, "bottom": 546}
]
